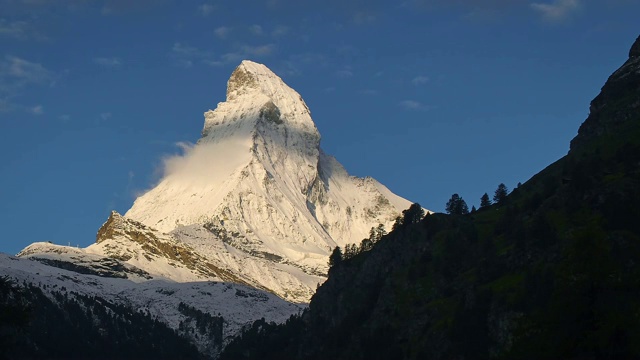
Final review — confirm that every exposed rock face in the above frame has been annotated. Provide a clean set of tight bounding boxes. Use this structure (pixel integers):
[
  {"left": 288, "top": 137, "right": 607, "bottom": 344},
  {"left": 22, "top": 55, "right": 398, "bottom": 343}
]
[{"left": 570, "top": 35, "right": 640, "bottom": 152}]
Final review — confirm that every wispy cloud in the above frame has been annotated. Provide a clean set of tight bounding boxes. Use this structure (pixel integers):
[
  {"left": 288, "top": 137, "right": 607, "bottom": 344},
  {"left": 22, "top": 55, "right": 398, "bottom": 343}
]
[
  {"left": 335, "top": 69, "right": 354, "bottom": 78},
  {"left": 243, "top": 44, "right": 274, "bottom": 56},
  {"left": 170, "top": 42, "right": 215, "bottom": 68},
  {"left": 271, "top": 25, "right": 289, "bottom": 37},
  {"left": 0, "top": 56, "right": 54, "bottom": 85},
  {"left": 100, "top": 112, "right": 112, "bottom": 121},
  {"left": 214, "top": 26, "right": 231, "bottom": 39},
  {"left": 276, "top": 61, "right": 301, "bottom": 77},
  {"left": 249, "top": 24, "right": 264, "bottom": 36},
  {"left": 353, "top": 11, "right": 376, "bottom": 24},
  {"left": 0, "top": 19, "right": 31, "bottom": 40},
  {"left": 360, "top": 89, "right": 377, "bottom": 96},
  {"left": 213, "top": 44, "right": 276, "bottom": 66},
  {"left": 0, "top": 56, "right": 55, "bottom": 111},
  {"left": 412, "top": 75, "right": 430, "bottom": 85},
  {"left": 93, "top": 57, "right": 122, "bottom": 68},
  {"left": 28, "top": 104, "right": 43, "bottom": 115},
  {"left": 59, "top": 114, "right": 70, "bottom": 122},
  {"left": 0, "top": 98, "right": 12, "bottom": 112},
  {"left": 274, "top": 52, "right": 328, "bottom": 77},
  {"left": 399, "top": 100, "right": 429, "bottom": 111},
  {"left": 100, "top": 0, "right": 170, "bottom": 16},
  {"left": 198, "top": 3, "right": 215, "bottom": 16},
  {"left": 530, "top": 0, "right": 580, "bottom": 22}
]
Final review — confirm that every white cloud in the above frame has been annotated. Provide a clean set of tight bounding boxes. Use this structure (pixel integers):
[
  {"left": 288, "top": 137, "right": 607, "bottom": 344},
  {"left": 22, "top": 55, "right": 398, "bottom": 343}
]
[
  {"left": 0, "top": 56, "right": 55, "bottom": 111},
  {"left": 201, "top": 59, "right": 224, "bottom": 67},
  {"left": 276, "top": 61, "right": 301, "bottom": 77},
  {"left": 196, "top": 43, "right": 276, "bottom": 67},
  {"left": 100, "top": 112, "right": 112, "bottom": 121},
  {"left": 0, "top": 98, "right": 12, "bottom": 112},
  {"left": 172, "top": 42, "right": 200, "bottom": 57},
  {"left": 93, "top": 57, "right": 122, "bottom": 68},
  {"left": 0, "top": 55, "right": 53, "bottom": 85},
  {"left": 335, "top": 69, "right": 354, "bottom": 78},
  {"left": 249, "top": 24, "right": 263, "bottom": 36},
  {"left": 219, "top": 52, "right": 243, "bottom": 64},
  {"left": 171, "top": 42, "right": 215, "bottom": 68},
  {"left": 0, "top": 19, "right": 30, "bottom": 39},
  {"left": 530, "top": 0, "right": 580, "bottom": 22},
  {"left": 353, "top": 11, "right": 376, "bottom": 24},
  {"left": 360, "top": 89, "right": 377, "bottom": 95},
  {"left": 198, "top": 4, "right": 215, "bottom": 16},
  {"left": 214, "top": 26, "right": 231, "bottom": 39},
  {"left": 28, "top": 104, "right": 43, "bottom": 115},
  {"left": 412, "top": 75, "right": 429, "bottom": 85},
  {"left": 399, "top": 100, "right": 429, "bottom": 111},
  {"left": 59, "top": 114, "right": 70, "bottom": 122},
  {"left": 271, "top": 25, "right": 289, "bottom": 37},
  {"left": 242, "top": 44, "right": 274, "bottom": 56},
  {"left": 149, "top": 140, "right": 250, "bottom": 191}
]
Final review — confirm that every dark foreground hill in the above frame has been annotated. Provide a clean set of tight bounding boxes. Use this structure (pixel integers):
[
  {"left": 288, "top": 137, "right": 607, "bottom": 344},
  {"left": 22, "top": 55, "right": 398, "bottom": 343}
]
[{"left": 220, "top": 35, "right": 640, "bottom": 360}]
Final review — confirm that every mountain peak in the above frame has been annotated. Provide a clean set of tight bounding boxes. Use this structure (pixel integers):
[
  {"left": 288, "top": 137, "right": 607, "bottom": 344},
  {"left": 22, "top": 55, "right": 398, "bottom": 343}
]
[
  {"left": 630, "top": 35, "right": 640, "bottom": 58},
  {"left": 226, "top": 60, "right": 292, "bottom": 102},
  {"left": 202, "top": 60, "right": 317, "bottom": 144},
  {"left": 570, "top": 34, "right": 640, "bottom": 152}
]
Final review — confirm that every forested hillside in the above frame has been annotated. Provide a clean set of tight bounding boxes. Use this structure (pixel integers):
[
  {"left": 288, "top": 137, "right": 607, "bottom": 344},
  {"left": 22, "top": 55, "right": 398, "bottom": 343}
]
[{"left": 220, "top": 35, "right": 640, "bottom": 360}]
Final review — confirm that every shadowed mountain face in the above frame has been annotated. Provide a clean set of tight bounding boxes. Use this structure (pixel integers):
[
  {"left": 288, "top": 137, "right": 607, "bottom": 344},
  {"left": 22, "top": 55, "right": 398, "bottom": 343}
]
[
  {"left": 219, "top": 35, "right": 640, "bottom": 360},
  {"left": 570, "top": 35, "right": 640, "bottom": 152}
]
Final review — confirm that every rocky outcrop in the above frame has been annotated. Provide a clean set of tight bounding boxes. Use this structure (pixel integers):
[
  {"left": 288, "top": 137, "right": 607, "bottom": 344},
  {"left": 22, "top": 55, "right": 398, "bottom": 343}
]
[{"left": 570, "top": 35, "right": 640, "bottom": 152}]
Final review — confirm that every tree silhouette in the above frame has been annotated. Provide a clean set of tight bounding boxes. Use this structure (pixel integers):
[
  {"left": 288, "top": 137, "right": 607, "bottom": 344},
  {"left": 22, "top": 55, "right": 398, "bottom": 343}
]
[
  {"left": 446, "top": 194, "right": 469, "bottom": 215},
  {"left": 493, "top": 183, "right": 509, "bottom": 205},
  {"left": 480, "top": 193, "right": 492, "bottom": 208},
  {"left": 402, "top": 203, "right": 424, "bottom": 225},
  {"left": 329, "top": 247, "right": 343, "bottom": 267}
]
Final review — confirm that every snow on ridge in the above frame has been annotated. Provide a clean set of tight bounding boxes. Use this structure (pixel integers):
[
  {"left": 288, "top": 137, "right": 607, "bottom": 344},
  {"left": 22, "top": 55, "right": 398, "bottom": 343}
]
[{"left": 0, "top": 253, "right": 302, "bottom": 356}]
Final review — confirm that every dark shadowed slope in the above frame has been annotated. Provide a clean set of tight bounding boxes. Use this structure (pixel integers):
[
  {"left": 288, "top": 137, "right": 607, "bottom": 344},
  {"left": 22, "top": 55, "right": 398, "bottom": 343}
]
[{"left": 220, "top": 35, "right": 640, "bottom": 360}]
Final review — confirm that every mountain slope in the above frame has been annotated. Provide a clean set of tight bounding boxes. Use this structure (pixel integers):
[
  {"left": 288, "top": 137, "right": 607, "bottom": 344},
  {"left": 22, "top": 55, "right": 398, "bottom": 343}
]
[
  {"left": 1, "top": 251, "right": 301, "bottom": 358},
  {"left": 219, "top": 35, "right": 640, "bottom": 360}
]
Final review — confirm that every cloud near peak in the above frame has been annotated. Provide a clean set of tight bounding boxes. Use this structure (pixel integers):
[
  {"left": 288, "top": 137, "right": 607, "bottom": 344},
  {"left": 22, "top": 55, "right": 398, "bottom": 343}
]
[{"left": 530, "top": 0, "right": 580, "bottom": 22}]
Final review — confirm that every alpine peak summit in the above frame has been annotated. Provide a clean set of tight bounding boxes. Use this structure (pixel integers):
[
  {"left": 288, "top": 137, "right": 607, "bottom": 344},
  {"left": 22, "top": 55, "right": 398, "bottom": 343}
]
[{"left": 125, "top": 60, "right": 417, "bottom": 284}]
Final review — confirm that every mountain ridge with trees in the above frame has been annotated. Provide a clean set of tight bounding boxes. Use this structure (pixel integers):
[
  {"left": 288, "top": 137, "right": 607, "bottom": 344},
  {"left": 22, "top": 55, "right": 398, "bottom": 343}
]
[{"left": 219, "top": 34, "right": 640, "bottom": 360}]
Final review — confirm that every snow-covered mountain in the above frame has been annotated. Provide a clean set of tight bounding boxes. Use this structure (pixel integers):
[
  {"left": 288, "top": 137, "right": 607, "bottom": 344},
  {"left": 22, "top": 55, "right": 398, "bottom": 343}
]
[
  {"left": 2, "top": 60, "right": 422, "bottom": 357},
  {"left": 123, "top": 60, "right": 415, "bottom": 296}
]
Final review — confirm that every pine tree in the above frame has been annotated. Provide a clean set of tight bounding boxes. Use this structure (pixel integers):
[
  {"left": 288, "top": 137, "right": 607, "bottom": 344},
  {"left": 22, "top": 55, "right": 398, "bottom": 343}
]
[
  {"left": 328, "top": 246, "right": 342, "bottom": 267},
  {"left": 480, "top": 193, "right": 492, "bottom": 208},
  {"left": 360, "top": 238, "right": 373, "bottom": 252},
  {"left": 402, "top": 203, "right": 424, "bottom": 225},
  {"left": 446, "top": 194, "right": 469, "bottom": 215},
  {"left": 493, "top": 183, "right": 509, "bottom": 204}
]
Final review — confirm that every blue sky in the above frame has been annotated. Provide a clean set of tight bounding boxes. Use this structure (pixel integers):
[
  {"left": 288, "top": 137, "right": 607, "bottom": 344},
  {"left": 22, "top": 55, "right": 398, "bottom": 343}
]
[{"left": 0, "top": 0, "right": 638, "bottom": 254}]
